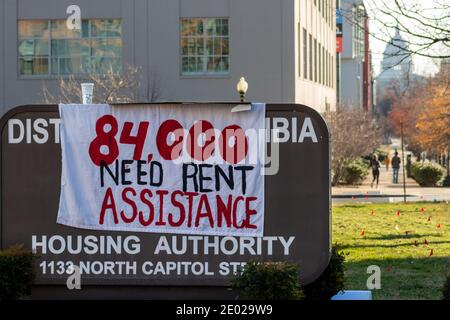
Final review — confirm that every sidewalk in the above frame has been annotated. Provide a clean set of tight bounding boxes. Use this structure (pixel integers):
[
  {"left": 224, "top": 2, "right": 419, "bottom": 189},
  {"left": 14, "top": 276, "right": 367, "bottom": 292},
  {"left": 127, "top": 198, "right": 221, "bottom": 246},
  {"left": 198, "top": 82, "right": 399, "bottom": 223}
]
[{"left": 332, "top": 144, "right": 450, "bottom": 202}]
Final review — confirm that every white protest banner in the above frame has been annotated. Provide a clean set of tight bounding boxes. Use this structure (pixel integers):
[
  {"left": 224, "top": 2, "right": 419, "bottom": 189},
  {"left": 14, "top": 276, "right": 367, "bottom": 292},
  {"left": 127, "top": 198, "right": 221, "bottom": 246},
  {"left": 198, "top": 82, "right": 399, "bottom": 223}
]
[{"left": 57, "top": 104, "right": 265, "bottom": 237}]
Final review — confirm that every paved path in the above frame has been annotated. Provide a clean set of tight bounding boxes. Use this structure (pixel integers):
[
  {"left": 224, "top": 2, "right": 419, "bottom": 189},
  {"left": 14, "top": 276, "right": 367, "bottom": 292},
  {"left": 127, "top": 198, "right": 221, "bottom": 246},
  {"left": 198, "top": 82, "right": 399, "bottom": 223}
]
[{"left": 332, "top": 140, "right": 450, "bottom": 203}]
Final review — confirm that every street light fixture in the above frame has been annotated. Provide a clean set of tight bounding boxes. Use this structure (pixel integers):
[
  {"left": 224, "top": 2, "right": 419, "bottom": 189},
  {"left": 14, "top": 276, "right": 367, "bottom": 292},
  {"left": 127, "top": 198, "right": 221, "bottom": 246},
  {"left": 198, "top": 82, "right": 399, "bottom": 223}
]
[{"left": 236, "top": 77, "right": 248, "bottom": 102}]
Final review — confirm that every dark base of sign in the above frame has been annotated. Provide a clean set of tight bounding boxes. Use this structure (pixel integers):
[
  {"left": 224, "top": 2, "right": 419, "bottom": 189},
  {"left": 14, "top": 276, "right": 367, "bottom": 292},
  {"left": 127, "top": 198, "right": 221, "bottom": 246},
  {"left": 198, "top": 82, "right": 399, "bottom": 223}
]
[{"left": 30, "top": 285, "right": 238, "bottom": 300}]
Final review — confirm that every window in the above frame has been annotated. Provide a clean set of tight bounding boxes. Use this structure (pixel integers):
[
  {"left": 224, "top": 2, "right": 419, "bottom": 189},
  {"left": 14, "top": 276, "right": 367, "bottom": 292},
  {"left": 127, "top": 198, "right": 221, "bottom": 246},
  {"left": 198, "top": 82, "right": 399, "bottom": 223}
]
[
  {"left": 352, "top": 6, "right": 365, "bottom": 57},
  {"left": 309, "top": 33, "right": 313, "bottom": 81},
  {"left": 326, "top": 52, "right": 329, "bottom": 87},
  {"left": 314, "top": 38, "right": 317, "bottom": 82},
  {"left": 18, "top": 21, "right": 50, "bottom": 75},
  {"left": 331, "top": 55, "right": 334, "bottom": 88},
  {"left": 298, "top": 23, "right": 301, "bottom": 77},
  {"left": 329, "top": 53, "right": 332, "bottom": 87},
  {"left": 322, "top": 46, "right": 325, "bottom": 85},
  {"left": 303, "top": 28, "right": 308, "bottom": 79},
  {"left": 90, "top": 20, "right": 122, "bottom": 74},
  {"left": 318, "top": 44, "right": 321, "bottom": 84},
  {"left": 325, "top": 50, "right": 329, "bottom": 87},
  {"left": 18, "top": 19, "right": 122, "bottom": 76},
  {"left": 181, "top": 18, "right": 229, "bottom": 75},
  {"left": 329, "top": 52, "right": 331, "bottom": 87},
  {"left": 327, "top": 0, "right": 331, "bottom": 24},
  {"left": 328, "top": 0, "right": 331, "bottom": 24}
]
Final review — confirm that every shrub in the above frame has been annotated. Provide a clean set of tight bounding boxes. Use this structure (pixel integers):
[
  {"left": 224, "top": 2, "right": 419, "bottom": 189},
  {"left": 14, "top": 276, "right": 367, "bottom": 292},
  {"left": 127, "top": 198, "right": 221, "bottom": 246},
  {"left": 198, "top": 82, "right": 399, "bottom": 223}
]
[
  {"left": 443, "top": 275, "right": 450, "bottom": 300},
  {"left": 364, "top": 150, "right": 388, "bottom": 162},
  {"left": 0, "top": 244, "right": 35, "bottom": 300},
  {"left": 231, "top": 261, "right": 304, "bottom": 300},
  {"left": 303, "top": 245, "right": 346, "bottom": 300},
  {"left": 377, "top": 151, "right": 388, "bottom": 162},
  {"left": 341, "top": 159, "right": 370, "bottom": 185},
  {"left": 411, "top": 161, "right": 445, "bottom": 186}
]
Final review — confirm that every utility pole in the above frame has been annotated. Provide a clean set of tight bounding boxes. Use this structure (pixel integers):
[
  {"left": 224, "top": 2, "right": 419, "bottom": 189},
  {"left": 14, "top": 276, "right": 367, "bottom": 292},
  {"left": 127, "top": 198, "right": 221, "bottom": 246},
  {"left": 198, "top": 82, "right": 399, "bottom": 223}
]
[
  {"left": 443, "top": 149, "right": 450, "bottom": 187},
  {"left": 401, "top": 122, "right": 407, "bottom": 203}
]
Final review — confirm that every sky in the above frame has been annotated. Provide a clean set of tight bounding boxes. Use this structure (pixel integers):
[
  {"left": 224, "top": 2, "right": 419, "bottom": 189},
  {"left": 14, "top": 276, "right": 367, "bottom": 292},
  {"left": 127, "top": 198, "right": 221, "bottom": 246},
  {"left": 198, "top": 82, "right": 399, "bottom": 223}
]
[{"left": 364, "top": 0, "right": 445, "bottom": 77}]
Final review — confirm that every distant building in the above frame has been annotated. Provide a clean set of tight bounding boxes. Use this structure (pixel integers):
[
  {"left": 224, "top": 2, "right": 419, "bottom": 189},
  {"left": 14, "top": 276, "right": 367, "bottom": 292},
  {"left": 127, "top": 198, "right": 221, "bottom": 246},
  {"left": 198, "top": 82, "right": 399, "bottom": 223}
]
[
  {"left": 339, "top": 0, "right": 374, "bottom": 111},
  {"left": 0, "top": 0, "right": 337, "bottom": 116},
  {"left": 377, "top": 27, "right": 414, "bottom": 89},
  {"left": 375, "top": 27, "right": 426, "bottom": 116}
]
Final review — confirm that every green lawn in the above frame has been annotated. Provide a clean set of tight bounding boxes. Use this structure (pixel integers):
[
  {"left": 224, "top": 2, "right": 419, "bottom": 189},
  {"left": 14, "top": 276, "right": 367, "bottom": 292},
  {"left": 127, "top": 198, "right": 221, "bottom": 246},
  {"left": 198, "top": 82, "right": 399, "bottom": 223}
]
[{"left": 333, "top": 202, "right": 450, "bottom": 300}]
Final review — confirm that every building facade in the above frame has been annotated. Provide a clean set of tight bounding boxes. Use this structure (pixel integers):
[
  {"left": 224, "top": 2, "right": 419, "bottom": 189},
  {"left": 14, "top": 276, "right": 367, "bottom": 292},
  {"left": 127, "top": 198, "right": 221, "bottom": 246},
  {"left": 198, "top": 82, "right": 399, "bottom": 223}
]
[
  {"left": 0, "top": 0, "right": 336, "bottom": 116},
  {"left": 335, "top": 0, "right": 342, "bottom": 105},
  {"left": 295, "top": 0, "right": 337, "bottom": 112},
  {"left": 339, "top": 0, "right": 373, "bottom": 110}
]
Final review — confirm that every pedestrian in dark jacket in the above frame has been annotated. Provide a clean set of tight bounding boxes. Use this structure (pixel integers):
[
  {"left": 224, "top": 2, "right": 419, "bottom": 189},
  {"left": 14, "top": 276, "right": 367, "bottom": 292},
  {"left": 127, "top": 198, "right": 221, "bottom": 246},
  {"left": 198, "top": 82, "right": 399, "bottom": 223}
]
[
  {"left": 370, "top": 154, "right": 381, "bottom": 188},
  {"left": 391, "top": 151, "right": 401, "bottom": 184}
]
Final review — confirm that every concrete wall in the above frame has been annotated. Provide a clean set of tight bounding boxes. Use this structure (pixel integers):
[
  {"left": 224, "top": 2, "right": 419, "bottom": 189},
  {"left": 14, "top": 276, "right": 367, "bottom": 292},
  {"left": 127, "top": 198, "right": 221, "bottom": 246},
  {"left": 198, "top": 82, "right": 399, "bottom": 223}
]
[{"left": 0, "top": 0, "right": 336, "bottom": 115}]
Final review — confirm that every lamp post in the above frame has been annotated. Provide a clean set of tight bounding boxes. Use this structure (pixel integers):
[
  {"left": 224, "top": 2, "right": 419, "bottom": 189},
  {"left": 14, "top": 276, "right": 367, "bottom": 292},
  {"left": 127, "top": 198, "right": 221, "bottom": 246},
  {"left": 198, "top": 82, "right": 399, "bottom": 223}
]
[
  {"left": 401, "top": 122, "right": 407, "bottom": 202},
  {"left": 444, "top": 149, "right": 450, "bottom": 187},
  {"left": 236, "top": 77, "right": 248, "bottom": 102}
]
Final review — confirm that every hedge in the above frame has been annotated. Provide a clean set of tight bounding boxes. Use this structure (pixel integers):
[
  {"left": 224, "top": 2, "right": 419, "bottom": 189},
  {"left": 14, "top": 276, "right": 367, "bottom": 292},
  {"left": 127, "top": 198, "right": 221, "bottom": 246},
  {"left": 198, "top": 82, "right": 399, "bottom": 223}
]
[
  {"left": 0, "top": 244, "right": 35, "bottom": 300},
  {"left": 411, "top": 161, "right": 445, "bottom": 186},
  {"left": 231, "top": 261, "right": 304, "bottom": 300},
  {"left": 303, "top": 245, "right": 346, "bottom": 300},
  {"left": 232, "top": 245, "right": 346, "bottom": 300},
  {"left": 443, "top": 275, "right": 450, "bottom": 300},
  {"left": 341, "top": 159, "right": 370, "bottom": 185}
]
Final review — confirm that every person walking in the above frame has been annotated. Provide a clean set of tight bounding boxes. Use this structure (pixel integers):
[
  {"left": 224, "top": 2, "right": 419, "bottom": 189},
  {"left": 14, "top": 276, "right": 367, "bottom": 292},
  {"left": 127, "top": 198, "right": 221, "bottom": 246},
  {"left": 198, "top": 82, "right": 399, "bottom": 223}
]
[
  {"left": 370, "top": 154, "right": 381, "bottom": 188},
  {"left": 391, "top": 151, "right": 401, "bottom": 184},
  {"left": 384, "top": 155, "right": 390, "bottom": 171},
  {"left": 406, "top": 154, "right": 412, "bottom": 178}
]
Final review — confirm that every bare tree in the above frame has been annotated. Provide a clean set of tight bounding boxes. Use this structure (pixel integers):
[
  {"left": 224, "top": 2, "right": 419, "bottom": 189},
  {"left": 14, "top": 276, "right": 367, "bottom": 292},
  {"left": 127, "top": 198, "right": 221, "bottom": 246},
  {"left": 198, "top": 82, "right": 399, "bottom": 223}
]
[
  {"left": 43, "top": 64, "right": 160, "bottom": 104},
  {"left": 339, "top": 0, "right": 449, "bottom": 82},
  {"left": 325, "top": 108, "right": 383, "bottom": 185},
  {"left": 364, "top": 0, "right": 449, "bottom": 59}
]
